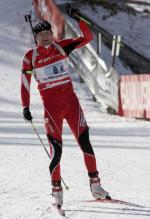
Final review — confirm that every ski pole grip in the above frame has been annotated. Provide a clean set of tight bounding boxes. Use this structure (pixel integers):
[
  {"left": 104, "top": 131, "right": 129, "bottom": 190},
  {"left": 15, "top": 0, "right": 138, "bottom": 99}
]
[
  {"left": 65, "top": 3, "right": 71, "bottom": 14},
  {"left": 65, "top": 3, "right": 79, "bottom": 20},
  {"left": 65, "top": 4, "right": 91, "bottom": 25},
  {"left": 24, "top": 13, "right": 37, "bottom": 44},
  {"left": 24, "top": 14, "right": 32, "bottom": 22}
]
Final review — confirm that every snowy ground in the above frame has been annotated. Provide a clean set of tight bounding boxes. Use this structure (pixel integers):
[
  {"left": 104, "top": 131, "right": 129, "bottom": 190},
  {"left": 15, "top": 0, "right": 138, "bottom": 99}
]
[{"left": 1, "top": 1, "right": 150, "bottom": 219}]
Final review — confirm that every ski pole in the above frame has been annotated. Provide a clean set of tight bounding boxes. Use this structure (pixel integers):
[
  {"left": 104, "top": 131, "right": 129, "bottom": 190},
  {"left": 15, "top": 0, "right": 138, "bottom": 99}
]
[
  {"left": 24, "top": 12, "right": 37, "bottom": 44},
  {"left": 30, "top": 121, "right": 69, "bottom": 191},
  {"left": 65, "top": 3, "right": 91, "bottom": 25},
  {"left": 30, "top": 121, "right": 50, "bottom": 158}
]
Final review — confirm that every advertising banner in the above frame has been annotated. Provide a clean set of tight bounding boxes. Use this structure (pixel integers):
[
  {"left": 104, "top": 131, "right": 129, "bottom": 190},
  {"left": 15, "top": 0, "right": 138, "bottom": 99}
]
[{"left": 119, "top": 75, "right": 150, "bottom": 119}]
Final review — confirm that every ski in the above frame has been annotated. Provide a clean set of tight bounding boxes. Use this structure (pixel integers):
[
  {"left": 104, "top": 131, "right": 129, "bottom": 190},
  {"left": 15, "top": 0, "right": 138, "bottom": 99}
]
[
  {"left": 52, "top": 204, "right": 65, "bottom": 217},
  {"left": 85, "top": 198, "right": 146, "bottom": 208}
]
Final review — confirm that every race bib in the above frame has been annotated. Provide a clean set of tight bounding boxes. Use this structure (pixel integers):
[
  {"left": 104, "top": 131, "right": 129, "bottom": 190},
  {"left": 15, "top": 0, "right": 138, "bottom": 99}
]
[{"left": 34, "top": 59, "right": 69, "bottom": 83}]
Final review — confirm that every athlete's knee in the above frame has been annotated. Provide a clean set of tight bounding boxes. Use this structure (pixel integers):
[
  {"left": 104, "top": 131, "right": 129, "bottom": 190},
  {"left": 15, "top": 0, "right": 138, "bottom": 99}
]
[
  {"left": 47, "top": 134, "right": 62, "bottom": 173},
  {"left": 78, "top": 128, "right": 94, "bottom": 155}
]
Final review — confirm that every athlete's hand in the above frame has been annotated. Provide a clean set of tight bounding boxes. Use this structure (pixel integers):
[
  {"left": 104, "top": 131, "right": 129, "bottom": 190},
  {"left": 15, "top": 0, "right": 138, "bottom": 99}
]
[
  {"left": 65, "top": 4, "right": 80, "bottom": 21},
  {"left": 23, "top": 107, "right": 33, "bottom": 121}
]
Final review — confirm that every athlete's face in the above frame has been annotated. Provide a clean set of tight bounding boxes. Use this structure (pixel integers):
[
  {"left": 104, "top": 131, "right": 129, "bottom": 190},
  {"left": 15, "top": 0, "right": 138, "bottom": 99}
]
[{"left": 36, "top": 30, "right": 52, "bottom": 46}]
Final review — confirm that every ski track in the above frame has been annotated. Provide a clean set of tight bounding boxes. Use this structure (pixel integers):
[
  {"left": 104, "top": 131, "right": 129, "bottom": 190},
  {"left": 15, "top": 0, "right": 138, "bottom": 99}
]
[{"left": 0, "top": 0, "right": 150, "bottom": 219}]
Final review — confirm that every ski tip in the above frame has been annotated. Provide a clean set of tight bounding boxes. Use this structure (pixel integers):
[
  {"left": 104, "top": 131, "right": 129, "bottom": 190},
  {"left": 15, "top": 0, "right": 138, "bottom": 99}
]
[
  {"left": 96, "top": 195, "right": 112, "bottom": 201},
  {"left": 106, "top": 195, "right": 112, "bottom": 200}
]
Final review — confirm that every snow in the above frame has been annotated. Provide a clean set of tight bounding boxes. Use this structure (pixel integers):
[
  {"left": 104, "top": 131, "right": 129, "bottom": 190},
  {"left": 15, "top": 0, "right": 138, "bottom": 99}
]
[
  {"left": 80, "top": 4, "right": 150, "bottom": 58},
  {"left": 0, "top": 0, "right": 150, "bottom": 219},
  {"left": 127, "top": 0, "right": 150, "bottom": 13},
  {"left": 56, "top": 0, "right": 150, "bottom": 74},
  {"left": 79, "top": 3, "right": 150, "bottom": 74}
]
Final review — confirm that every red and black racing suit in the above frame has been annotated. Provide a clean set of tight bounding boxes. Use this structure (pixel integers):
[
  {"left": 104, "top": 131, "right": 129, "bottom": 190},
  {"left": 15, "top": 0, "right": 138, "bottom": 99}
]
[{"left": 21, "top": 20, "right": 98, "bottom": 184}]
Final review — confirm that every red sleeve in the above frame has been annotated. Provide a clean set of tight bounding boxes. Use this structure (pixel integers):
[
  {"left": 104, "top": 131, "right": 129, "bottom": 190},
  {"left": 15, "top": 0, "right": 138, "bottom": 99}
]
[
  {"left": 58, "top": 20, "right": 93, "bottom": 54},
  {"left": 75, "top": 19, "right": 93, "bottom": 48},
  {"left": 22, "top": 49, "right": 33, "bottom": 71},
  {"left": 21, "top": 50, "right": 33, "bottom": 108}
]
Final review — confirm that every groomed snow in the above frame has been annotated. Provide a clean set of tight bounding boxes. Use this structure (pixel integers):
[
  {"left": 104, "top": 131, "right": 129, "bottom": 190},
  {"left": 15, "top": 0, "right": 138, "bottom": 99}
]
[{"left": 0, "top": 1, "right": 150, "bottom": 218}]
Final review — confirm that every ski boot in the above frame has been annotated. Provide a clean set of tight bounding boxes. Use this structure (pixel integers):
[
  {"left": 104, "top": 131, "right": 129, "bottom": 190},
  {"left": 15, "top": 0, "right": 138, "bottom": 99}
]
[
  {"left": 52, "top": 181, "right": 63, "bottom": 207},
  {"left": 90, "top": 177, "right": 111, "bottom": 200}
]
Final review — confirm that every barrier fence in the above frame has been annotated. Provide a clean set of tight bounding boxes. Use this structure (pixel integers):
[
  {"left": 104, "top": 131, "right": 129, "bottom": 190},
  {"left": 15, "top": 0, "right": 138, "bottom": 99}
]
[{"left": 118, "top": 74, "right": 150, "bottom": 119}]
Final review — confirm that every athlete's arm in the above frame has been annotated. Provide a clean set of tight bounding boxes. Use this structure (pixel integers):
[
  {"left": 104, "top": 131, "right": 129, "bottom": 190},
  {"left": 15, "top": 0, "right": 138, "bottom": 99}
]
[
  {"left": 59, "top": 20, "right": 93, "bottom": 56},
  {"left": 21, "top": 50, "right": 33, "bottom": 108}
]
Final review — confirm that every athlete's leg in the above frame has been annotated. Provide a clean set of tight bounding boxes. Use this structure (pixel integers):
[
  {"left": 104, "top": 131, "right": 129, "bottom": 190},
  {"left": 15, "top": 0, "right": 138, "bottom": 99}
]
[
  {"left": 65, "top": 95, "right": 98, "bottom": 177},
  {"left": 65, "top": 95, "right": 110, "bottom": 199},
  {"left": 44, "top": 105, "right": 63, "bottom": 183}
]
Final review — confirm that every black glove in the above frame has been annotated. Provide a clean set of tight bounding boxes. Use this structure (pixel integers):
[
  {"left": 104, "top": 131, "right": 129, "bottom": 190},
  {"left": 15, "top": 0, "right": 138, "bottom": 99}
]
[
  {"left": 23, "top": 107, "right": 33, "bottom": 121},
  {"left": 65, "top": 4, "right": 80, "bottom": 21}
]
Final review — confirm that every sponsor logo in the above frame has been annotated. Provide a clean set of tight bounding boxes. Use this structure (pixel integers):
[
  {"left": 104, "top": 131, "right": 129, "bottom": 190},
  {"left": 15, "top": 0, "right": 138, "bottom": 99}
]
[{"left": 38, "top": 54, "right": 61, "bottom": 64}]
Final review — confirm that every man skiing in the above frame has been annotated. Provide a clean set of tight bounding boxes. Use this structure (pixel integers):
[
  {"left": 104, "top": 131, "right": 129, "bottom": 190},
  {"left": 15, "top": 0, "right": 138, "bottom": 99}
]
[{"left": 21, "top": 10, "right": 110, "bottom": 208}]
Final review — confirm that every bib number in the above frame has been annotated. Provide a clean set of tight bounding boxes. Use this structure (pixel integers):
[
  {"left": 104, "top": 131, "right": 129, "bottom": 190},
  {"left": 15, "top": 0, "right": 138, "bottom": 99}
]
[
  {"left": 45, "top": 62, "right": 66, "bottom": 76},
  {"left": 35, "top": 59, "right": 69, "bottom": 83}
]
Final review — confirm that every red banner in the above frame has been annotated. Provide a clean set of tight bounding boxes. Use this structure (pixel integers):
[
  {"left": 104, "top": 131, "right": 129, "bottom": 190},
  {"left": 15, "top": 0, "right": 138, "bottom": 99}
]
[
  {"left": 32, "top": 0, "right": 65, "bottom": 41},
  {"left": 118, "top": 74, "right": 150, "bottom": 119}
]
